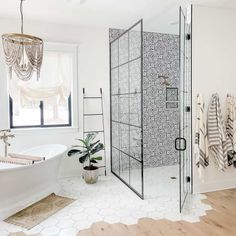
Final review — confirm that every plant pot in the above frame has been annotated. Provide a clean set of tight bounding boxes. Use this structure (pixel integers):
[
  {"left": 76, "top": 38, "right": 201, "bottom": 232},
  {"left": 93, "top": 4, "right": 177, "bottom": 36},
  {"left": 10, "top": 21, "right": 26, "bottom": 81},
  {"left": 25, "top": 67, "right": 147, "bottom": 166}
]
[{"left": 82, "top": 166, "right": 99, "bottom": 184}]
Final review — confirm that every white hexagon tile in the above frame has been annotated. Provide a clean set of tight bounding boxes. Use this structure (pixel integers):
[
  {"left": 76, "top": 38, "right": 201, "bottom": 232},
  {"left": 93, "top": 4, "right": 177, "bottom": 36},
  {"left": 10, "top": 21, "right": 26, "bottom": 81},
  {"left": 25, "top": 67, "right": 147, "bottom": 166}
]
[{"left": 0, "top": 167, "right": 212, "bottom": 236}]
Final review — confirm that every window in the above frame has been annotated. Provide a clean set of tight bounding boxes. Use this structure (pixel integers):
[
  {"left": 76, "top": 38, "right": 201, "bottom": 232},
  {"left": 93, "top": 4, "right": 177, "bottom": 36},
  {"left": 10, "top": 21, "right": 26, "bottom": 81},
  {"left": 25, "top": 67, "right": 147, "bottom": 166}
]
[{"left": 9, "top": 43, "right": 77, "bottom": 129}]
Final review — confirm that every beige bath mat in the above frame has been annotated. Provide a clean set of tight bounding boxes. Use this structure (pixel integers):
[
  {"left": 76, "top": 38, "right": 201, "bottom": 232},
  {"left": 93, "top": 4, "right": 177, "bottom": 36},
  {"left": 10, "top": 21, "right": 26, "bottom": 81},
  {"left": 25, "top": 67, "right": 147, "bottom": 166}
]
[{"left": 5, "top": 193, "right": 75, "bottom": 230}]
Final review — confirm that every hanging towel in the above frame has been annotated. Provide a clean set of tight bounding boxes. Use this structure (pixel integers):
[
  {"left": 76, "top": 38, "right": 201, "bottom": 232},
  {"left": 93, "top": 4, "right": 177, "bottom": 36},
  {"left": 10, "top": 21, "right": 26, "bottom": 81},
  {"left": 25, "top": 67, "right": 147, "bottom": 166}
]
[
  {"left": 207, "top": 93, "right": 231, "bottom": 171},
  {"left": 226, "top": 94, "right": 236, "bottom": 166},
  {"left": 194, "top": 94, "right": 209, "bottom": 178}
]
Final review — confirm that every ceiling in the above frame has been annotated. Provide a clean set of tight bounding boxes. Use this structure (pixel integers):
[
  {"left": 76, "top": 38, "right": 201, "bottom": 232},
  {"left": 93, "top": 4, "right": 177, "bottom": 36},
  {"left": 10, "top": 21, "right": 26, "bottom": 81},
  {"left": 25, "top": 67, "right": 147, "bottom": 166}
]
[{"left": 0, "top": 0, "right": 236, "bottom": 33}]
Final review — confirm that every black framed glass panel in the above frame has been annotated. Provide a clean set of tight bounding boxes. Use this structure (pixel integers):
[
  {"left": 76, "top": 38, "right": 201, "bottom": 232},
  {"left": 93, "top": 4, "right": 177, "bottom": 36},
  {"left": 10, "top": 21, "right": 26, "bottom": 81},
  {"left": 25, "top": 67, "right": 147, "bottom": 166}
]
[{"left": 110, "top": 19, "right": 144, "bottom": 199}]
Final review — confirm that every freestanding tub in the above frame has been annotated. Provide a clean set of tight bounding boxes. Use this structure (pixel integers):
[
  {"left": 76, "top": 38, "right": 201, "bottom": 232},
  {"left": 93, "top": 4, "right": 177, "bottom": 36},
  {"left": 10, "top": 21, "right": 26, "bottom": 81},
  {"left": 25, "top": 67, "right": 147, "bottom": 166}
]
[{"left": 0, "top": 144, "right": 67, "bottom": 220}]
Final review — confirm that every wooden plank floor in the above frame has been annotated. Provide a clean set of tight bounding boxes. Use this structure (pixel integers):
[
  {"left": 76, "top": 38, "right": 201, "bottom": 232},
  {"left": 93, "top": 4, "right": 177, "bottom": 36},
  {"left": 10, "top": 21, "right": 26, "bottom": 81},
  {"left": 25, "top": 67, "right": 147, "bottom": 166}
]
[{"left": 78, "top": 189, "right": 236, "bottom": 236}]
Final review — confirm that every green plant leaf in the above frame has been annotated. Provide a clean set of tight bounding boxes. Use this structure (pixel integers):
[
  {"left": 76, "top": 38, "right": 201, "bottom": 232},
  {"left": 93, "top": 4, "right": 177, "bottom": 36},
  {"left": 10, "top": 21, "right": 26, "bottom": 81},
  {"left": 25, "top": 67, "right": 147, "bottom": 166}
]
[
  {"left": 90, "top": 159, "right": 98, "bottom": 164},
  {"left": 77, "top": 139, "right": 89, "bottom": 149},
  {"left": 70, "top": 133, "right": 103, "bottom": 165},
  {"left": 91, "top": 156, "right": 102, "bottom": 161},
  {"left": 91, "top": 143, "right": 104, "bottom": 154},
  {"left": 85, "top": 133, "right": 97, "bottom": 144},
  {"left": 67, "top": 149, "right": 83, "bottom": 157},
  {"left": 90, "top": 140, "right": 100, "bottom": 149},
  {"left": 79, "top": 153, "right": 89, "bottom": 164}
]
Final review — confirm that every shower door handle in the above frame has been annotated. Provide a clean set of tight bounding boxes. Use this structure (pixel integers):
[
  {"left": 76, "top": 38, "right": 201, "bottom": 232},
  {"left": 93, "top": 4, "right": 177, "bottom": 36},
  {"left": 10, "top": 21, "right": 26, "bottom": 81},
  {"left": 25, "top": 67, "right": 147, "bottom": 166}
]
[{"left": 175, "top": 138, "right": 186, "bottom": 151}]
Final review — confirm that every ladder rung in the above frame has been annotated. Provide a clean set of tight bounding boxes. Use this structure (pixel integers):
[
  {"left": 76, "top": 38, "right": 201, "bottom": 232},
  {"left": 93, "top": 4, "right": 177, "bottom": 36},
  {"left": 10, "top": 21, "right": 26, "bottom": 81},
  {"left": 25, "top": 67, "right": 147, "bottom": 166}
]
[
  {"left": 84, "top": 97, "right": 102, "bottom": 99},
  {"left": 84, "top": 130, "right": 104, "bottom": 133},
  {"left": 84, "top": 113, "right": 103, "bottom": 116}
]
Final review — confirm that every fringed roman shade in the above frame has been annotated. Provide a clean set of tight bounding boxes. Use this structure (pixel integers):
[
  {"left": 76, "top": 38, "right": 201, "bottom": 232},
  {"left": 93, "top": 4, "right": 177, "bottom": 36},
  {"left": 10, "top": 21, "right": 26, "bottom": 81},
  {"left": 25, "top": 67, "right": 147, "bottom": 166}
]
[{"left": 9, "top": 51, "right": 73, "bottom": 106}]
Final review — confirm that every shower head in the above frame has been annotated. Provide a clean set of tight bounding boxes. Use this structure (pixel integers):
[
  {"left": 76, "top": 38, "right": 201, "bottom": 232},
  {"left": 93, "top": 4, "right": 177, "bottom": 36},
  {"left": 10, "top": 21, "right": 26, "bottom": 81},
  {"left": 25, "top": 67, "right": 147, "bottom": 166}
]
[{"left": 158, "top": 75, "right": 171, "bottom": 86}]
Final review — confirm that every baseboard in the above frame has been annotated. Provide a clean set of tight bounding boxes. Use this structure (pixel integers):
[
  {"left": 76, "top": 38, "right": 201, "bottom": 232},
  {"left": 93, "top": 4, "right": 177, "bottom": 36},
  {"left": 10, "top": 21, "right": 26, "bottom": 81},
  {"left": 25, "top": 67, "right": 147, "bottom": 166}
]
[{"left": 193, "top": 179, "right": 236, "bottom": 194}]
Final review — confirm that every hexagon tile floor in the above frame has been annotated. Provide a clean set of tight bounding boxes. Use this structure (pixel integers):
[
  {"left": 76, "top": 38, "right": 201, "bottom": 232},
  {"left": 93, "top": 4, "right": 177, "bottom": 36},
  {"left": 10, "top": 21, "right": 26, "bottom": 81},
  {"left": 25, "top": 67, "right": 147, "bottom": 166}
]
[{"left": 0, "top": 169, "right": 212, "bottom": 236}]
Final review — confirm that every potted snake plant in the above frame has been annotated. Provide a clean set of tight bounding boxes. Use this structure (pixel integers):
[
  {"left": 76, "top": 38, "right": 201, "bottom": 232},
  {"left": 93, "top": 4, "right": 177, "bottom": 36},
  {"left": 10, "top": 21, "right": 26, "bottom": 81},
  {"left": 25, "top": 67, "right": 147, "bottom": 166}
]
[{"left": 68, "top": 133, "right": 104, "bottom": 184}]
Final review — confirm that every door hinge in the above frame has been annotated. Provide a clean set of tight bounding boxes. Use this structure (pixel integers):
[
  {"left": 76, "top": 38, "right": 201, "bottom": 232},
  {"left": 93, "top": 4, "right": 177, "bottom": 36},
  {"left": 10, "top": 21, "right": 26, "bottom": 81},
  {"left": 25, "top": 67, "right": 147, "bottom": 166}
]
[
  {"left": 186, "top": 106, "right": 191, "bottom": 112},
  {"left": 186, "top": 176, "right": 191, "bottom": 182},
  {"left": 186, "top": 34, "right": 191, "bottom": 40}
]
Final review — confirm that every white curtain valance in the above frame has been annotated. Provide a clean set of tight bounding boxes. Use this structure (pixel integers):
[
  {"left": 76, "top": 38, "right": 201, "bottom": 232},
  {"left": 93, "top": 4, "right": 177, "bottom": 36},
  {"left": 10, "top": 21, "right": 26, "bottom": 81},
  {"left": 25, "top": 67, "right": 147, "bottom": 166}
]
[{"left": 9, "top": 50, "right": 73, "bottom": 105}]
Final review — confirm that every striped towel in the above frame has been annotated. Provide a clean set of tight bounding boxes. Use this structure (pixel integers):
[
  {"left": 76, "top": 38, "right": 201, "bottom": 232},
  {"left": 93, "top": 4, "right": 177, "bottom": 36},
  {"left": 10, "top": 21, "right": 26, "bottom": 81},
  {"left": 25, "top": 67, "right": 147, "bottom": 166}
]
[
  {"left": 226, "top": 94, "right": 236, "bottom": 166},
  {"left": 194, "top": 94, "right": 209, "bottom": 178},
  {"left": 207, "top": 93, "right": 231, "bottom": 171}
]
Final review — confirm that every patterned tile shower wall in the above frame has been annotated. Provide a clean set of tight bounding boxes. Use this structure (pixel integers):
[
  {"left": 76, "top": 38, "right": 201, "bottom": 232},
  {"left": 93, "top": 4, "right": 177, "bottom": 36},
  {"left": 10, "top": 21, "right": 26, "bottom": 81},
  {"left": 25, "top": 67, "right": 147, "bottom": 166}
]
[
  {"left": 110, "top": 29, "right": 179, "bottom": 168},
  {"left": 143, "top": 32, "right": 179, "bottom": 167}
]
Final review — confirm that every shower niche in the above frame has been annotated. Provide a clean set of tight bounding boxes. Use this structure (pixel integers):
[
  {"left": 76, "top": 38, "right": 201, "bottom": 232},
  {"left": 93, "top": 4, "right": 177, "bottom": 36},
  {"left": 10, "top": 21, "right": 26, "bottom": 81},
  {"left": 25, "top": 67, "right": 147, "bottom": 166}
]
[{"left": 110, "top": 9, "right": 192, "bottom": 212}]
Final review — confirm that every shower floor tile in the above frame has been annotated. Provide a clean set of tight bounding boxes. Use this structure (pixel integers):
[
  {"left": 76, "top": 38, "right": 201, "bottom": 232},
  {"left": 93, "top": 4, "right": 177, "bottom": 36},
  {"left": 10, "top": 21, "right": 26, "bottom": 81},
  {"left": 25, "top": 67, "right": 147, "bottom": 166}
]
[
  {"left": 0, "top": 167, "right": 211, "bottom": 236},
  {"left": 144, "top": 165, "right": 179, "bottom": 199}
]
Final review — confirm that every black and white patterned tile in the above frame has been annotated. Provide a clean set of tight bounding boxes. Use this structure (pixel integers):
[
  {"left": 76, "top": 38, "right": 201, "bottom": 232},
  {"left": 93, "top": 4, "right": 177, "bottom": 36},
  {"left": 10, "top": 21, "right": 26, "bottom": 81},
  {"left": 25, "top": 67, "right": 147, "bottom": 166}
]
[{"left": 110, "top": 29, "right": 179, "bottom": 168}]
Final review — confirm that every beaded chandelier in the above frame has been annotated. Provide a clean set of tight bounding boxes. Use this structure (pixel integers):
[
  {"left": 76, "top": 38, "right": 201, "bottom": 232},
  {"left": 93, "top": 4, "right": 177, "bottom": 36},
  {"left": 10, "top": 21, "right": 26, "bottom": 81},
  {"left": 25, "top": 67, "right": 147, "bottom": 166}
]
[{"left": 2, "top": 0, "right": 43, "bottom": 81}]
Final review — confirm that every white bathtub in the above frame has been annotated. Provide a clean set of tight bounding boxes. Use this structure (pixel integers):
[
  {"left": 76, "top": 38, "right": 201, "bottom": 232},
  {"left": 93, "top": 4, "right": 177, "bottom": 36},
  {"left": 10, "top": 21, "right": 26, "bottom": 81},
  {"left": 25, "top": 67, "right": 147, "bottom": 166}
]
[{"left": 0, "top": 144, "right": 68, "bottom": 220}]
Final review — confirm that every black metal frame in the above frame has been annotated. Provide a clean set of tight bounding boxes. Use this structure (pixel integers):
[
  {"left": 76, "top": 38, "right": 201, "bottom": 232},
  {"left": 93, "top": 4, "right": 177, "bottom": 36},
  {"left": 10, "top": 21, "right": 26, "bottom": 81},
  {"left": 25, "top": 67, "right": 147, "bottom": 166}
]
[
  {"left": 178, "top": 5, "right": 193, "bottom": 213},
  {"left": 190, "top": 4, "right": 194, "bottom": 196},
  {"left": 9, "top": 94, "right": 72, "bottom": 129},
  {"left": 179, "top": 5, "right": 186, "bottom": 214},
  {"left": 110, "top": 19, "right": 144, "bottom": 199}
]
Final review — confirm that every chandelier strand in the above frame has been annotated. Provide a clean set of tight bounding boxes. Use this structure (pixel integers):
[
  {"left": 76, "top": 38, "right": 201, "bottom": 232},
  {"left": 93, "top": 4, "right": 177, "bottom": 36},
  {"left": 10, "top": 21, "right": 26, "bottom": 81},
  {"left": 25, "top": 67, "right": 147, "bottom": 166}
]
[{"left": 20, "top": 0, "right": 24, "bottom": 34}]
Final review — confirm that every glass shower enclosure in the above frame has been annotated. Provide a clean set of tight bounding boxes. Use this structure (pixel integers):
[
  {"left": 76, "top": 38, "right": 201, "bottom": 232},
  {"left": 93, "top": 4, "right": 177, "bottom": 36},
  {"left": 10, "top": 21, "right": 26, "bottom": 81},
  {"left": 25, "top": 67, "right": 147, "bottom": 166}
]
[
  {"left": 110, "top": 20, "right": 144, "bottom": 198},
  {"left": 110, "top": 11, "right": 192, "bottom": 212}
]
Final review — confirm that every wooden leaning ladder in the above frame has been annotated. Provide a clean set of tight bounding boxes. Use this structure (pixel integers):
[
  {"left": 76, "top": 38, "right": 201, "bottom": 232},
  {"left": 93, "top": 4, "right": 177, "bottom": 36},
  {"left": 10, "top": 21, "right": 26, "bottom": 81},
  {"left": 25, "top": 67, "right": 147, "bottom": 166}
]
[{"left": 83, "top": 88, "right": 107, "bottom": 176}]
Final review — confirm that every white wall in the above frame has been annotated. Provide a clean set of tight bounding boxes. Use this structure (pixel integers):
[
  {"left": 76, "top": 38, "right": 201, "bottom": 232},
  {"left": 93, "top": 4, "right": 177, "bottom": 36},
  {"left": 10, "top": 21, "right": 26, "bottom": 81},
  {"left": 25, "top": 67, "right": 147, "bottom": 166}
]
[
  {"left": 192, "top": 5, "right": 236, "bottom": 193},
  {"left": 0, "top": 18, "right": 110, "bottom": 177}
]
